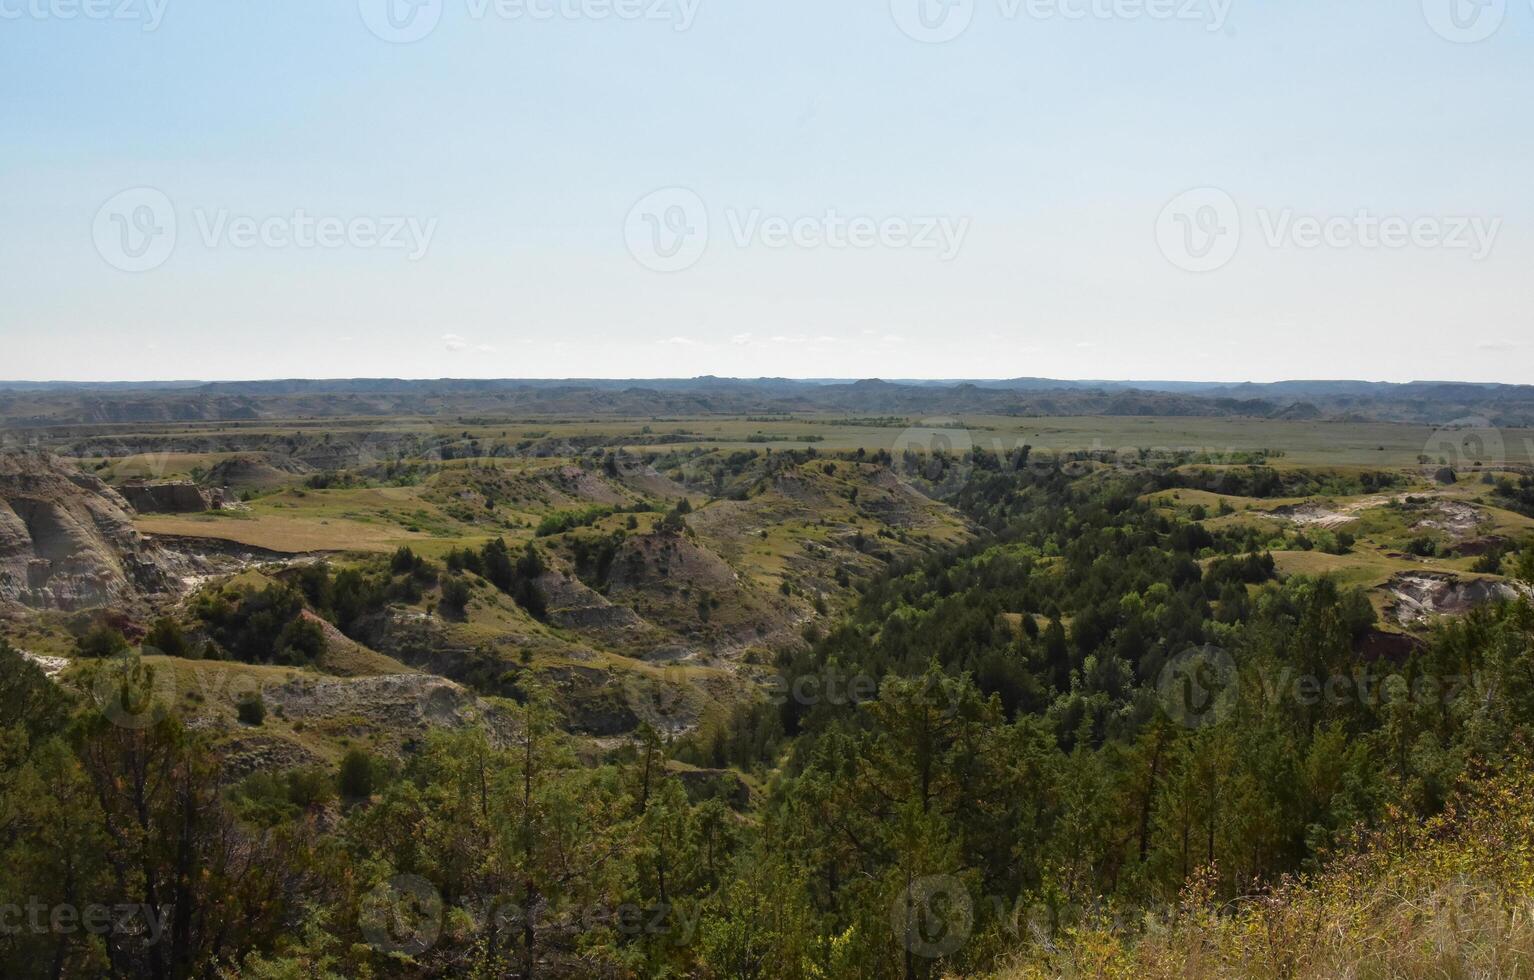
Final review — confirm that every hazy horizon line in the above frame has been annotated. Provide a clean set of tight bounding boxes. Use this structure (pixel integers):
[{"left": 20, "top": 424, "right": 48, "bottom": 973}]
[{"left": 2, "top": 376, "right": 1528, "bottom": 388}]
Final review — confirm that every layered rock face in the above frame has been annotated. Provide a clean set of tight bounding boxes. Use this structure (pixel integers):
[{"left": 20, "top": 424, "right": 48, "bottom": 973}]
[
  {"left": 0, "top": 452, "right": 180, "bottom": 610},
  {"left": 204, "top": 453, "right": 311, "bottom": 490},
  {"left": 118, "top": 481, "right": 222, "bottom": 513}
]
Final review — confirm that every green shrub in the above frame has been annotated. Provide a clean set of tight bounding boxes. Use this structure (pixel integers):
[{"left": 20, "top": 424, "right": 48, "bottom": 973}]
[
  {"left": 339, "top": 748, "right": 375, "bottom": 800},
  {"left": 440, "top": 576, "right": 471, "bottom": 616},
  {"left": 77, "top": 625, "right": 130, "bottom": 659},
  {"left": 1406, "top": 536, "right": 1440, "bottom": 558},
  {"left": 143, "top": 617, "right": 192, "bottom": 658},
  {"left": 1518, "top": 540, "right": 1534, "bottom": 587},
  {"left": 236, "top": 693, "right": 266, "bottom": 726},
  {"left": 536, "top": 506, "right": 615, "bottom": 537}
]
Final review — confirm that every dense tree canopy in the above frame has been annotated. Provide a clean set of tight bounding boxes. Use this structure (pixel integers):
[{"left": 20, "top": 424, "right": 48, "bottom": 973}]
[{"left": 5, "top": 458, "right": 1534, "bottom": 977}]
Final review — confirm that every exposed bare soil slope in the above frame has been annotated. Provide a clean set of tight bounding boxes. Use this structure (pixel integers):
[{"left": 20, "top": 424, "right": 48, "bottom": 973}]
[{"left": 0, "top": 451, "right": 188, "bottom": 610}]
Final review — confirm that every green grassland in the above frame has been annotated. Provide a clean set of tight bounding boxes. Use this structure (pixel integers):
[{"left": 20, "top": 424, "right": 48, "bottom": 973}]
[
  {"left": 18, "top": 412, "right": 1534, "bottom": 751},
  {"left": 47, "top": 418, "right": 1526, "bottom": 643},
  {"left": 44, "top": 412, "right": 1534, "bottom": 467},
  {"left": 1148, "top": 464, "right": 1534, "bottom": 629},
  {"left": 75, "top": 414, "right": 1523, "bottom": 558}
]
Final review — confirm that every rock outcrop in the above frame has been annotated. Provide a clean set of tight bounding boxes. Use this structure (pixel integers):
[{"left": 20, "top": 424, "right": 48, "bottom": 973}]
[
  {"left": 1387, "top": 572, "right": 1532, "bottom": 627},
  {"left": 118, "top": 481, "right": 222, "bottom": 514},
  {"left": 537, "top": 567, "right": 645, "bottom": 632},
  {"left": 204, "top": 453, "right": 312, "bottom": 491},
  {"left": 262, "top": 673, "right": 517, "bottom": 746},
  {"left": 0, "top": 452, "right": 184, "bottom": 610}
]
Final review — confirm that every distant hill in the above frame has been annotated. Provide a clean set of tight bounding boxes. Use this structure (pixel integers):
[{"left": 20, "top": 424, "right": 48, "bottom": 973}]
[{"left": 3, "top": 377, "right": 1534, "bottom": 426}]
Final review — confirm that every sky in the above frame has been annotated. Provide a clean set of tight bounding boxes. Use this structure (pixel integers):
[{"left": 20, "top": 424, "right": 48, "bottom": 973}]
[{"left": 2, "top": 0, "right": 1532, "bottom": 383}]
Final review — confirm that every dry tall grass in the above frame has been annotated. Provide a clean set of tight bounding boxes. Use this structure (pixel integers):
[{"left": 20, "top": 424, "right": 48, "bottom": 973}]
[{"left": 994, "top": 761, "right": 1534, "bottom": 979}]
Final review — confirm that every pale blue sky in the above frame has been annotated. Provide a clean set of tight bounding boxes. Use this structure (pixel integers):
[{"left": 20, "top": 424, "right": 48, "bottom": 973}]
[{"left": 2, "top": 0, "right": 1531, "bottom": 382}]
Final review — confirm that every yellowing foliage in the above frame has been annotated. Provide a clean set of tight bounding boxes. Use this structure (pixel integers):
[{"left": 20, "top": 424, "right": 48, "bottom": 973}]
[{"left": 995, "top": 755, "right": 1534, "bottom": 979}]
